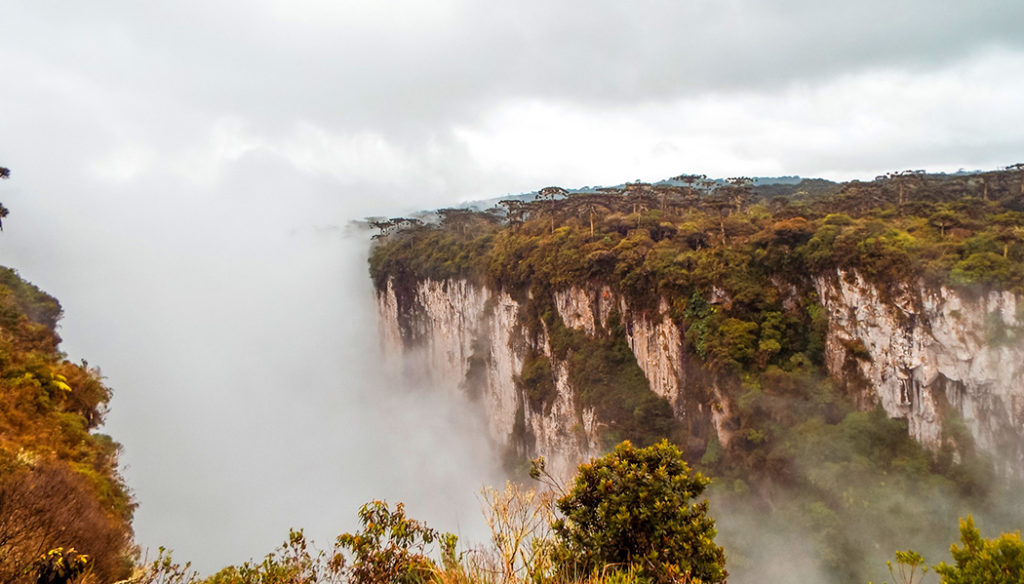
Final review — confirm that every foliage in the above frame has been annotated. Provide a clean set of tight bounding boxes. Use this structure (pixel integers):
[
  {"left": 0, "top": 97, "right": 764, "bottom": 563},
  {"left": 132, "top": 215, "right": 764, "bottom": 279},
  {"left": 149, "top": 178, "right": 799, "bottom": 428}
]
[
  {"left": 202, "top": 530, "right": 343, "bottom": 584},
  {"left": 31, "top": 547, "right": 93, "bottom": 584},
  {"left": 133, "top": 547, "right": 199, "bottom": 584},
  {"left": 551, "top": 440, "right": 726, "bottom": 584},
  {"left": 934, "top": 517, "right": 1024, "bottom": 584},
  {"left": 0, "top": 267, "right": 134, "bottom": 584},
  {"left": 336, "top": 500, "right": 457, "bottom": 584},
  {"left": 478, "top": 481, "right": 557, "bottom": 583},
  {"left": 555, "top": 312, "right": 675, "bottom": 448},
  {"left": 874, "top": 550, "right": 928, "bottom": 584},
  {"left": 370, "top": 167, "right": 1024, "bottom": 306}
]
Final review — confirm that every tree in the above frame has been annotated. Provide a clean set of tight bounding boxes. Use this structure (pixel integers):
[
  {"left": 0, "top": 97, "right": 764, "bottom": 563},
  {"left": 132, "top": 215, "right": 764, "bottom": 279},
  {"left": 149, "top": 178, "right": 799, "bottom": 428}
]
[
  {"left": 566, "top": 193, "right": 614, "bottom": 237},
  {"left": 499, "top": 199, "right": 528, "bottom": 231},
  {"left": 0, "top": 461, "right": 132, "bottom": 584},
  {"left": 551, "top": 440, "right": 726, "bottom": 584},
  {"left": 479, "top": 481, "right": 557, "bottom": 583},
  {"left": 620, "top": 182, "right": 657, "bottom": 229},
  {"left": 724, "top": 176, "right": 753, "bottom": 213},
  {"left": 536, "top": 186, "right": 568, "bottom": 234},
  {"left": 929, "top": 208, "right": 960, "bottom": 238},
  {"left": 1008, "top": 163, "right": 1024, "bottom": 196},
  {"left": 933, "top": 516, "right": 1024, "bottom": 584},
  {"left": 702, "top": 188, "right": 734, "bottom": 245},
  {"left": 436, "top": 208, "right": 497, "bottom": 236},
  {"left": 878, "top": 550, "right": 928, "bottom": 584},
  {"left": 886, "top": 169, "right": 926, "bottom": 211},
  {"left": 336, "top": 500, "right": 456, "bottom": 584},
  {"left": 1, "top": 165, "right": 9, "bottom": 231}
]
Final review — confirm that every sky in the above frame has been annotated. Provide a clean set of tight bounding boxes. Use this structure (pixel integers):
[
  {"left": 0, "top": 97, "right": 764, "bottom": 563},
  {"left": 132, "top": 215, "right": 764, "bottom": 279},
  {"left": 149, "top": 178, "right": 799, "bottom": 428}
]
[{"left": 1, "top": 0, "right": 1024, "bottom": 575}]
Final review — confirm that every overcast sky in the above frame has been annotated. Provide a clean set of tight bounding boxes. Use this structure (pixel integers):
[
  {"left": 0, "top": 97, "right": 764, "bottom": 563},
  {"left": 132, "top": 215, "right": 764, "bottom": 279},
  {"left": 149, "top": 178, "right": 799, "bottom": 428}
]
[{"left": 2, "top": 0, "right": 1023, "bottom": 575}]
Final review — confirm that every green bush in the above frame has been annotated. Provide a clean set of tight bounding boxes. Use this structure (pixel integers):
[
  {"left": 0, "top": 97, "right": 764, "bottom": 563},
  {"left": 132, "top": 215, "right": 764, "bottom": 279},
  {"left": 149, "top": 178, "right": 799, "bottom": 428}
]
[
  {"left": 935, "top": 517, "right": 1024, "bottom": 584},
  {"left": 552, "top": 440, "right": 726, "bottom": 584},
  {"left": 336, "top": 500, "right": 456, "bottom": 584}
]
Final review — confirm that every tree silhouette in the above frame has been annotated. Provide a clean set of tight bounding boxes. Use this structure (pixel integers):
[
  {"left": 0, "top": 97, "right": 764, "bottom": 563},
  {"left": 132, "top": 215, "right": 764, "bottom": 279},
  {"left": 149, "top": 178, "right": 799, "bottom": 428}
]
[
  {"left": 623, "top": 182, "right": 656, "bottom": 229},
  {"left": 536, "top": 186, "right": 568, "bottom": 234},
  {"left": 0, "top": 166, "right": 9, "bottom": 231},
  {"left": 1008, "top": 163, "right": 1024, "bottom": 196},
  {"left": 566, "top": 193, "right": 613, "bottom": 237},
  {"left": 499, "top": 199, "right": 527, "bottom": 231},
  {"left": 929, "top": 208, "right": 960, "bottom": 238},
  {"left": 886, "top": 169, "right": 926, "bottom": 211}
]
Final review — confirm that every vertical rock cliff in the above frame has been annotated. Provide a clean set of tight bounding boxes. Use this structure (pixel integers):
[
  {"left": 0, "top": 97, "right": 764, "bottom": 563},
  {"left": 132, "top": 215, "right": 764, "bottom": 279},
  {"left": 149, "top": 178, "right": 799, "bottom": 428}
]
[
  {"left": 816, "top": 270, "right": 1024, "bottom": 472},
  {"left": 377, "top": 279, "right": 602, "bottom": 478},
  {"left": 378, "top": 274, "right": 1024, "bottom": 474},
  {"left": 378, "top": 278, "right": 717, "bottom": 476}
]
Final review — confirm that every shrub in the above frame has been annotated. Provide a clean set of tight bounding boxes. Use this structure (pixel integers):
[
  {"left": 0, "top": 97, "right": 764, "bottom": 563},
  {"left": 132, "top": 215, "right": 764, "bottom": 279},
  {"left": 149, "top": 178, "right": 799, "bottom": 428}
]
[
  {"left": 552, "top": 440, "right": 726, "bottom": 584},
  {"left": 934, "top": 516, "right": 1024, "bottom": 584},
  {"left": 336, "top": 500, "right": 456, "bottom": 584}
]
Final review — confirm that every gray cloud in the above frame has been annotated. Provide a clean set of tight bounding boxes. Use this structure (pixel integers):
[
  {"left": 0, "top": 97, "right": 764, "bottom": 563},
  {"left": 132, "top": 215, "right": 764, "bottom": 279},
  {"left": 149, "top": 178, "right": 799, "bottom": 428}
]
[{"left": 8, "top": 1, "right": 1024, "bottom": 136}]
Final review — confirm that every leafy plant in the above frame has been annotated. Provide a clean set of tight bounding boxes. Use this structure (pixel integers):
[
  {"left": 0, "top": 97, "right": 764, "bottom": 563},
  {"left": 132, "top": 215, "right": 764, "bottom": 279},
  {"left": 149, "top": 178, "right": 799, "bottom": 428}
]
[
  {"left": 551, "top": 440, "right": 726, "bottom": 584},
  {"left": 336, "top": 500, "right": 457, "bottom": 584},
  {"left": 934, "top": 516, "right": 1024, "bottom": 584}
]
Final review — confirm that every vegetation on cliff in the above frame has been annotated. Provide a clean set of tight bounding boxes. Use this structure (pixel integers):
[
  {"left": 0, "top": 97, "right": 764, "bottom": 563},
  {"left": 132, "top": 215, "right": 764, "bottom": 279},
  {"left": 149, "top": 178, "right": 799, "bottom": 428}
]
[
  {"left": 370, "top": 167, "right": 1024, "bottom": 298},
  {"left": 0, "top": 266, "right": 135, "bottom": 583}
]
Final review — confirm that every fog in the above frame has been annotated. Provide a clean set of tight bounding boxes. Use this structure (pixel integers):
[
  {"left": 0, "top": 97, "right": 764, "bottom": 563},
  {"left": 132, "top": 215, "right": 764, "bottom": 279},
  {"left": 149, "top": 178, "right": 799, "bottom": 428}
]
[{"left": 0, "top": 164, "right": 506, "bottom": 573}]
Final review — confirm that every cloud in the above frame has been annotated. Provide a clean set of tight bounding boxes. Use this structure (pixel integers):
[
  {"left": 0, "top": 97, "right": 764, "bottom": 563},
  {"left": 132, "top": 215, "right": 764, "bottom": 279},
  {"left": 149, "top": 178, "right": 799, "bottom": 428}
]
[
  {"left": 7, "top": 1, "right": 1024, "bottom": 135},
  {"left": 452, "top": 48, "right": 1024, "bottom": 188}
]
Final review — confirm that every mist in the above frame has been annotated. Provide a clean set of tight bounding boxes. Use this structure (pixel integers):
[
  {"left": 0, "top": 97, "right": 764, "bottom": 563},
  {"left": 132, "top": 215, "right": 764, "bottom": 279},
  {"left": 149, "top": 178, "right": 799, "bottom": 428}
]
[{"left": 0, "top": 160, "right": 507, "bottom": 573}]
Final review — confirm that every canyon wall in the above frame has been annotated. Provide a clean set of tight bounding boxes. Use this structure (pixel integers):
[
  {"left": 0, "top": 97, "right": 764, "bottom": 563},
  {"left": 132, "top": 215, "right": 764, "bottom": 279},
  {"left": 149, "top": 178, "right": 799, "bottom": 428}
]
[
  {"left": 378, "top": 274, "right": 1024, "bottom": 474},
  {"left": 815, "top": 270, "right": 1024, "bottom": 472}
]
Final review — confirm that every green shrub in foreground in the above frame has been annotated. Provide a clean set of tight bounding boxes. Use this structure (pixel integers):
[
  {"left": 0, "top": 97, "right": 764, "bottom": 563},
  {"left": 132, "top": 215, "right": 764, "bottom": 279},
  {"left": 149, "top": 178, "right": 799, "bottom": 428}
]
[{"left": 551, "top": 440, "right": 726, "bottom": 584}]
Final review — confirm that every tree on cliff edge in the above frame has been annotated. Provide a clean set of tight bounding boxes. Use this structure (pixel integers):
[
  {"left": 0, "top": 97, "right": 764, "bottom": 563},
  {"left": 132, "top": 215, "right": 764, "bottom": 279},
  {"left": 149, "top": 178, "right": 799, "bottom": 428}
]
[{"left": 0, "top": 166, "right": 9, "bottom": 230}]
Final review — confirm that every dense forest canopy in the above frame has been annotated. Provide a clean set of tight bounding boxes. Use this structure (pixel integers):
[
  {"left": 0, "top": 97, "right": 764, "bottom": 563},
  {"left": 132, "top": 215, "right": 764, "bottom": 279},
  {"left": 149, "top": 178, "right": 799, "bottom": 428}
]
[{"left": 370, "top": 166, "right": 1024, "bottom": 297}]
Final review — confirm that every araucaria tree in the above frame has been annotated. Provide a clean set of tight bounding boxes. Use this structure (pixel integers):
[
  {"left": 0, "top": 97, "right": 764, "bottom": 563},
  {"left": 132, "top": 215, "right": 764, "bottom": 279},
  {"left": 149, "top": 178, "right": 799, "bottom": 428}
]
[
  {"left": 0, "top": 165, "right": 9, "bottom": 230},
  {"left": 551, "top": 440, "right": 727, "bottom": 583}
]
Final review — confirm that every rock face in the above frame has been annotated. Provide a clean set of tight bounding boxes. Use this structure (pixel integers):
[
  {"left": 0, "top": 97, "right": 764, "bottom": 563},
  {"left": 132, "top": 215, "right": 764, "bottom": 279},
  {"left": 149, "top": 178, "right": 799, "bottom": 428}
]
[
  {"left": 377, "top": 279, "right": 604, "bottom": 479},
  {"left": 378, "top": 274, "right": 1024, "bottom": 474},
  {"left": 816, "top": 270, "right": 1024, "bottom": 472}
]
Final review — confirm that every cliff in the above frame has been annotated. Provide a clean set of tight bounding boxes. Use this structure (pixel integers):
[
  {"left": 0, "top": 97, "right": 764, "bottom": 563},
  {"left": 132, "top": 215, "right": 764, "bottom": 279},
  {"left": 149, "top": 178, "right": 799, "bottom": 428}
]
[
  {"left": 377, "top": 273, "right": 1024, "bottom": 475},
  {"left": 378, "top": 279, "right": 602, "bottom": 478},
  {"left": 816, "top": 270, "right": 1024, "bottom": 472}
]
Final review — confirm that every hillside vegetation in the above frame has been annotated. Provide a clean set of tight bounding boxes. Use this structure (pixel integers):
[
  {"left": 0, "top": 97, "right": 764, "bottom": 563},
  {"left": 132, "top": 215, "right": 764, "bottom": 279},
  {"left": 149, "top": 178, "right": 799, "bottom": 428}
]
[
  {"left": 368, "top": 166, "right": 1024, "bottom": 582},
  {"left": 0, "top": 267, "right": 135, "bottom": 583}
]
